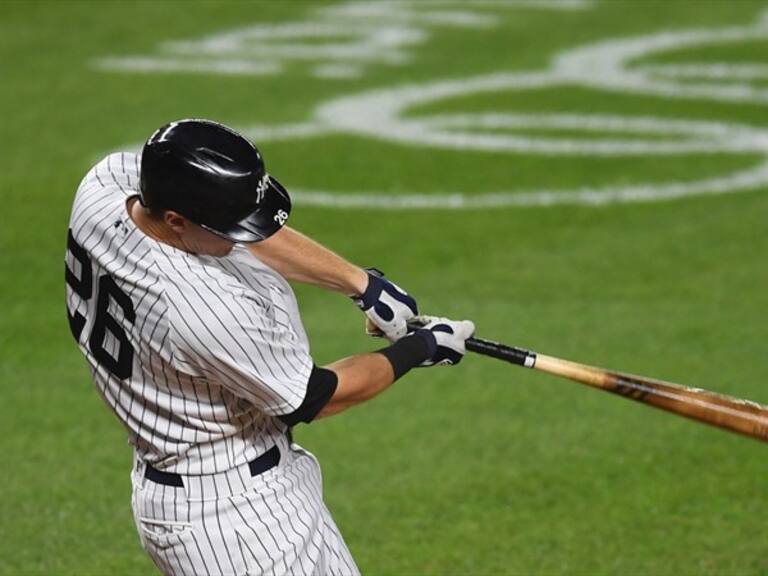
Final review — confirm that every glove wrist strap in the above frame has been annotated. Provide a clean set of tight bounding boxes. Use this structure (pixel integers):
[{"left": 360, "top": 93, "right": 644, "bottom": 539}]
[
  {"left": 351, "top": 267, "right": 386, "bottom": 310},
  {"left": 376, "top": 330, "right": 436, "bottom": 380}
]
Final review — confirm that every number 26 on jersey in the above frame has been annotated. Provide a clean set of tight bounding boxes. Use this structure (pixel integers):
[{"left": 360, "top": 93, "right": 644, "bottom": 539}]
[{"left": 65, "top": 229, "right": 136, "bottom": 380}]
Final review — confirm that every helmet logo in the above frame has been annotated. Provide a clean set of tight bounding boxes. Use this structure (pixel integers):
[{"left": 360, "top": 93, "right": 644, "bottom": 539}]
[{"left": 255, "top": 173, "right": 270, "bottom": 203}]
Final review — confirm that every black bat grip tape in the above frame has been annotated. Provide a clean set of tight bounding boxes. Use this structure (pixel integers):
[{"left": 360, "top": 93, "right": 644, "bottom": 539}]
[
  {"left": 404, "top": 321, "right": 535, "bottom": 368},
  {"left": 466, "top": 337, "right": 536, "bottom": 368}
]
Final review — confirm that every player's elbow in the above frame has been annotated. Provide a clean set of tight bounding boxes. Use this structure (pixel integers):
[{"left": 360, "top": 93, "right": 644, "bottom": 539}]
[{"left": 276, "top": 365, "right": 338, "bottom": 427}]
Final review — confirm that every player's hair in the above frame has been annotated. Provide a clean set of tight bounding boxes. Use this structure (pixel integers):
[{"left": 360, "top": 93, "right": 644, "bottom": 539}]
[{"left": 145, "top": 204, "right": 167, "bottom": 220}]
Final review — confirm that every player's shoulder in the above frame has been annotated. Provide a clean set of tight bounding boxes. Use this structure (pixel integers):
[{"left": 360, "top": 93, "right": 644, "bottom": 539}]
[
  {"left": 159, "top": 250, "right": 252, "bottom": 303},
  {"left": 76, "top": 151, "right": 141, "bottom": 201},
  {"left": 68, "top": 152, "right": 144, "bottom": 249},
  {"left": 71, "top": 151, "right": 140, "bottom": 227},
  {"left": 159, "top": 249, "right": 273, "bottom": 325}
]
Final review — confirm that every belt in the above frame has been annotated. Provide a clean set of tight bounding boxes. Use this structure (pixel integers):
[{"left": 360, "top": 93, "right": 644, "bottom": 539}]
[{"left": 144, "top": 444, "right": 281, "bottom": 487}]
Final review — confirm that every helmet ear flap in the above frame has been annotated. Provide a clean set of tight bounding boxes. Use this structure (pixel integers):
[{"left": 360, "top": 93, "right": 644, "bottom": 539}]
[{"left": 139, "top": 119, "right": 291, "bottom": 243}]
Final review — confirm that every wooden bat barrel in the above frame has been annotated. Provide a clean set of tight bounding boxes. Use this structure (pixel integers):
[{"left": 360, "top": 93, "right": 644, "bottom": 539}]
[{"left": 466, "top": 337, "right": 768, "bottom": 443}]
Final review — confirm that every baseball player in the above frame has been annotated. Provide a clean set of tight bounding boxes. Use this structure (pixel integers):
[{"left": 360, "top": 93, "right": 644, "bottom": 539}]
[{"left": 64, "top": 119, "right": 475, "bottom": 576}]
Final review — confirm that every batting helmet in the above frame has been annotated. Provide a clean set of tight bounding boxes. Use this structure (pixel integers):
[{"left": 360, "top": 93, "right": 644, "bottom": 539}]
[{"left": 139, "top": 119, "right": 291, "bottom": 243}]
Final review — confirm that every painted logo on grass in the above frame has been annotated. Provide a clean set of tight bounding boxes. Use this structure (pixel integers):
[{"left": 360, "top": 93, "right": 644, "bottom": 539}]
[{"left": 94, "top": 1, "right": 768, "bottom": 209}]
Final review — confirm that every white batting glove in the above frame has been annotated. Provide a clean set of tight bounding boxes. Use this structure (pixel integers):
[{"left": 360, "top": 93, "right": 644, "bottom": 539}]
[
  {"left": 412, "top": 315, "right": 476, "bottom": 366},
  {"left": 353, "top": 268, "right": 418, "bottom": 341}
]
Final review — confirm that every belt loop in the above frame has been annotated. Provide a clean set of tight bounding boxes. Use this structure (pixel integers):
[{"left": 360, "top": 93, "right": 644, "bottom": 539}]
[{"left": 248, "top": 444, "right": 280, "bottom": 477}]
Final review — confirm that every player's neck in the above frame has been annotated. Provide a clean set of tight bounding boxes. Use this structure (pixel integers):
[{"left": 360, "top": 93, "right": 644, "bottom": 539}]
[{"left": 127, "top": 197, "right": 187, "bottom": 252}]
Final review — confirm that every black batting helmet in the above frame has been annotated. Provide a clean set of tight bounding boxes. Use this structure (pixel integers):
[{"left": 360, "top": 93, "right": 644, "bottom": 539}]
[{"left": 139, "top": 119, "right": 291, "bottom": 243}]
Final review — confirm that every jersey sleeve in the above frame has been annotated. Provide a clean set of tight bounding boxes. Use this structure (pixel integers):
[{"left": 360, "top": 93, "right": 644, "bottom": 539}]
[{"left": 166, "top": 273, "right": 313, "bottom": 416}]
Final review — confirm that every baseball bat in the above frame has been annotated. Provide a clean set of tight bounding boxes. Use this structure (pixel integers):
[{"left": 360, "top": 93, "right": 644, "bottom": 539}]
[{"left": 466, "top": 336, "right": 768, "bottom": 443}]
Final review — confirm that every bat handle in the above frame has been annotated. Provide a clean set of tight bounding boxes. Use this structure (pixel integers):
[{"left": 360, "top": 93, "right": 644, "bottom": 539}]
[
  {"left": 404, "top": 320, "right": 538, "bottom": 368},
  {"left": 466, "top": 337, "right": 537, "bottom": 368}
]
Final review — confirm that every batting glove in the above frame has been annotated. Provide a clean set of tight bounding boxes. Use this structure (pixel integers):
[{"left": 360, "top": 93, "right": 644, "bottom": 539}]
[
  {"left": 412, "top": 315, "right": 476, "bottom": 367},
  {"left": 353, "top": 268, "right": 418, "bottom": 341}
]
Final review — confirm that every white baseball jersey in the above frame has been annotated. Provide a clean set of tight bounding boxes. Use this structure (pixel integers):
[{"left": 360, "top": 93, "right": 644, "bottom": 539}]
[{"left": 66, "top": 152, "right": 358, "bottom": 575}]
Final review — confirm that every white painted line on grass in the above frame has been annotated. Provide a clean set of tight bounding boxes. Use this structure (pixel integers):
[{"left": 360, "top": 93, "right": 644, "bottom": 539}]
[{"left": 290, "top": 159, "right": 768, "bottom": 209}]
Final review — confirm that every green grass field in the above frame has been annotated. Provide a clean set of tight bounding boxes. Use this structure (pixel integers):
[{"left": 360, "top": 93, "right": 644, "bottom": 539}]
[{"left": 3, "top": 1, "right": 768, "bottom": 574}]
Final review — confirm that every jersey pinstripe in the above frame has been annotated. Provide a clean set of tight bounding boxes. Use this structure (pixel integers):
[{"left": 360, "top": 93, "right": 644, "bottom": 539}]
[{"left": 65, "top": 151, "right": 311, "bottom": 474}]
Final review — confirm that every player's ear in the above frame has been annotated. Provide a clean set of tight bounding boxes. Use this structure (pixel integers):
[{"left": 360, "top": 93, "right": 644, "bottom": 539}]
[{"left": 164, "top": 210, "right": 189, "bottom": 234}]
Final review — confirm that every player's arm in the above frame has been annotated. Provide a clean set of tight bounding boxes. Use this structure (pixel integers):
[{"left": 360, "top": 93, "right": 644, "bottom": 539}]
[
  {"left": 246, "top": 226, "right": 367, "bottom": 295},
  {"left": 277, "top": 317, "right": 475, "bottom": 425},
  {"left": 247, "top": 226, "right": 419, "bottom": 340}
]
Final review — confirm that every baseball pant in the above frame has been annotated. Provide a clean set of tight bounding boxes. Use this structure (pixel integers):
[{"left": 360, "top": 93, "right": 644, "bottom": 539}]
[{"left": 130, "top": 438, "right": 359, "bottom": 575}]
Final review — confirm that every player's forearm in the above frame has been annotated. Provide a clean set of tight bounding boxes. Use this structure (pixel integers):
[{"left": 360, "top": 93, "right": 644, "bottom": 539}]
[
  {"left": 317, "top": 332, "right": 436, "bottom": 419},
  {"left": 247, "top": 226, "right": 368, "bottom": 296},
  {"left": 316, "top": 353, "right": 396, "bottom": 418}
]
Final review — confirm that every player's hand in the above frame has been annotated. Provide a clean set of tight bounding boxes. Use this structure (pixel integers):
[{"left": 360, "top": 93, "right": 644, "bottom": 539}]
[
  {"left": 412, "top": 315, "right": 476, "bottom": 367},
  {"left": 353, "top": 268, "right": 418, "bottom": 341}
]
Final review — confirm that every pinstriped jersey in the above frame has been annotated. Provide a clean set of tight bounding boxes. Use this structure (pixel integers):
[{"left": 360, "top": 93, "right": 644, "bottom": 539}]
[{"left": 65, "top": 152, "right": 313, "bottom": 475}]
